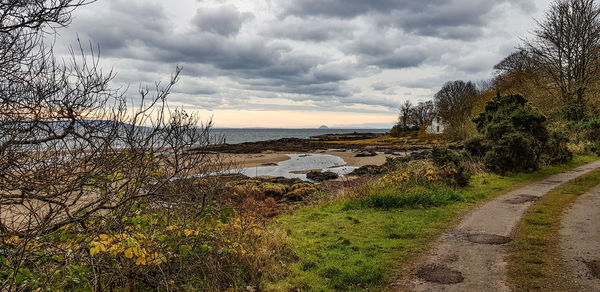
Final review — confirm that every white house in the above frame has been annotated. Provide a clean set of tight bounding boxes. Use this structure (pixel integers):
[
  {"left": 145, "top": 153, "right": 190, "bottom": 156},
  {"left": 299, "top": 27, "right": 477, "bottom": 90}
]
[{"left": 425, "top": 117, "right": 445, "bottom": 134}]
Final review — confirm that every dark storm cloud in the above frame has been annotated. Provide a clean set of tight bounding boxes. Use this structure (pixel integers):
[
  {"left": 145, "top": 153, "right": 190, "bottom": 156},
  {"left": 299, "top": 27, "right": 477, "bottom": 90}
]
[
  {"left": 74, "top": 9, "right": 281, "bottom": 72},
  {"left": 280, "top": 0, "right": 443, "bottom": 19},
  {"left": 282, "top": 0, "right": 535, "bottom": 40},
  {"left": 173, "top": 82, "right": 219, "bottom": 96},
  {"left": 263, "top": 17, "right": 355, "bottom": 42},
  {"left": 344, "top": 34, "right": 441, "bottom": 69},
  {"left": 71, "top": 0, "right": 364, "bottom": 98},
  {"left": 192, "top": 5, "right": 254, "bottom": 36},
  {"left": 60, "top": 0, "right": 544, "bottom": 114},
  {"left": 380, "top": 1, "right": 495, "bottom": 40}
]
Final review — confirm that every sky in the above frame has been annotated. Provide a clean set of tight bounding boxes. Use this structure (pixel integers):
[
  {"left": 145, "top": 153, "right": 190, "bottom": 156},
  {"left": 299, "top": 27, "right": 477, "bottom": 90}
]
[{"left": 56, "top": 0, "right": 550, "bottom": 128}]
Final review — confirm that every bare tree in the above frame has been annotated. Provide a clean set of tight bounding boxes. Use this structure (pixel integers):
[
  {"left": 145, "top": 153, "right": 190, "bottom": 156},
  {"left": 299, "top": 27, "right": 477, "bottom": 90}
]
[
  {"left": 494, "top": 50, "right": 534, "bottom": 74},
  {"left": 0, "top": 0, "right": 215, "bottom": 242},
  {"left": 522, "top": 0, "right": 600, "bottom": 120},
  {"left": 410, "top": 101, "right": 436, "bottom": 129},
  {"left": 398, "top": 100, "right": 413, "bottom": 129},
  {"left": 434, "top": 80, "right": 478, "bottom": 138},
  {"left": 0, "top": 2, "right": 275, "bottom": 291}
]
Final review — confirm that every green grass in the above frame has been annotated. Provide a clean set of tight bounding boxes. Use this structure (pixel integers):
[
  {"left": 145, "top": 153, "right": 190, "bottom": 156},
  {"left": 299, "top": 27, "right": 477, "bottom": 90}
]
[
  {"left": 508, "top": 168, "right": 600, "bottom": 291},
  {"left": 267, "top": 155, "right": 598, "bottom": 291},
  {"left": 344, "top": 184, "right": 464, "bottom": 210}
]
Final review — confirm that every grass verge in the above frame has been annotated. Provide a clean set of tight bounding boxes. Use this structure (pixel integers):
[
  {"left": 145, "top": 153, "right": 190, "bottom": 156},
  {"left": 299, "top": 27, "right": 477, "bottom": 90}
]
[
  {"left": 507, "top": 168, "right": 600, "bottom": 291},
  {"left": 266, "top": 155, "right": 598, "bottom": 291}
]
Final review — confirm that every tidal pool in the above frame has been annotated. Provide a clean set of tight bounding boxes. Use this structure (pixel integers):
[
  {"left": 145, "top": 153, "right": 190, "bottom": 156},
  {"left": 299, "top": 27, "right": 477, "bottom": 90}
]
[{"left": 237, "top": 153, "right": 358, "bottom": 181}]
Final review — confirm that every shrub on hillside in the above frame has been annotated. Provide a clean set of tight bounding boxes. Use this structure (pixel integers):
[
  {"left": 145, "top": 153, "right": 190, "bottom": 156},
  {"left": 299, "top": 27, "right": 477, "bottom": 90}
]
[
  {"left": 466, "top": 94, "right": 572, "bottom": 173},
  {"left": 389, "top": 124, "right": 418, "bottom": 138},
  {"left": 430, "top": 147, "right": 472, "bottom": 187},
  {"left": 568, "top": 117, "right": 600, "bottom": 155}
]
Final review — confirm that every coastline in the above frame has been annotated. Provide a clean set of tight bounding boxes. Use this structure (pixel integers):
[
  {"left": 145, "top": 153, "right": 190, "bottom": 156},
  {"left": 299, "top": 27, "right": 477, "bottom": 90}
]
[{"left": 221, "top": 150, "right": 394, "bottom": 171}]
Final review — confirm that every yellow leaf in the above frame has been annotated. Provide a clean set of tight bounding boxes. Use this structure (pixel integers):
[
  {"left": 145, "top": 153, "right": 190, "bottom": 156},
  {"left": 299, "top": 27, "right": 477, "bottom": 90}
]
[
  {"left": 136, "top": 256, "right": 146, "bottom": 266},
  {"left": 5, "top": 235, "right": 19, "bottom": 245},
  {"left": 124, "top": 247, "right": 134, "bottom": 259},
  {"left": 99, "top": 234, "right": 109, "bottom": 241},
  {"left": 90, "top": 246, "right": 98, "bottom": 255}
]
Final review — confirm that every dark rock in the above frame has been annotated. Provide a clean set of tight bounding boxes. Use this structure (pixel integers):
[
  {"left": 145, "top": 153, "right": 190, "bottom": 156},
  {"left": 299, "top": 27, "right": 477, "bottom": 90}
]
[
  {"left": 310, "top": 132, "right": 384, "bottom": 141},
  {"left": 355, "top": 151, "right": 377, "bottom": 157},
  {"left": 264, "top": 177, "right": 305, "bottom": 185},
  {"left": 306, "top": 170, "right": 339, "bottom": 182},
  {"left": 350, "top": 165, "right": 384, "bottom": 176},
  {"left": 409, "top": 150, "right": 431, "bottom": 160}
]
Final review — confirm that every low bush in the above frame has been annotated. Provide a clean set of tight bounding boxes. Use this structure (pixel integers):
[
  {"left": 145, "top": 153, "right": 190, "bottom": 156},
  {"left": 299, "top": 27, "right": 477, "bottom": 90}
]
[
  {"left": 389, "top": 125, "right": 418, "bottom": 138},
  {"left": 567, "top": 116, "right": 600, "bottom": 155},
  {"left": 0, "top": 199, "right": 294, "bottom": 291},
  {"left": 467, "top": 94, "right": 572, "bottom": 173},
  {"left": 354, "top": 185, "right": 464, "bottom": 210},
  {"left": 376, "top": 150, "right": 471, "bottom": 188},
  {"left": 430, "top": 147, "right": 472, "bottom": 187}
]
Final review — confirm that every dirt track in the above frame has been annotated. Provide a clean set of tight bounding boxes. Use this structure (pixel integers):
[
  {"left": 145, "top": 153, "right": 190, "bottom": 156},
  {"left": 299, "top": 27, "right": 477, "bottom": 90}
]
[
  {"left": 391, "top": 160, "right": 600, "bottom": 291},
  {"left": 559, "top": 184, "right": 600, "bottom": 291}
]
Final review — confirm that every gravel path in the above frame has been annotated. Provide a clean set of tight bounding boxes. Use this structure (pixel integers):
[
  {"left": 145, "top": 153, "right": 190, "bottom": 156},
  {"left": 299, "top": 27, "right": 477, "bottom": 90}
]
[
  {"left": 391, "top": 160, "right": 600, "bottom": 291},
  {"left": 559, "top": 184, "right": 600, "bottom": 291}
]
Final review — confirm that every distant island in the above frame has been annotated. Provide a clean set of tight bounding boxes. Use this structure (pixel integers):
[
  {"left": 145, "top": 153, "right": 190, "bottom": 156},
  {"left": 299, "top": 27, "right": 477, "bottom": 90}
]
[{"left": 319, "top": 125, "right": 329, "bottom": 129}]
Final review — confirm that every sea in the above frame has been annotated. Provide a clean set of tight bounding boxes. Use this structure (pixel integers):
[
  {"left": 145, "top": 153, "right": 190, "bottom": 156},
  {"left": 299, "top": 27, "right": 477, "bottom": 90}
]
[{"left": 210, "top": 128, "right": 389, "bottom": 145}]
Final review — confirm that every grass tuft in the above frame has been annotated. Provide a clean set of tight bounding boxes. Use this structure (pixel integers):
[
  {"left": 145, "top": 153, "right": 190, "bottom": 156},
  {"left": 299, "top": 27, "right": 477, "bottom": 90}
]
[{"left": 357, "top": 185, "right": 464, "bottom": 210}]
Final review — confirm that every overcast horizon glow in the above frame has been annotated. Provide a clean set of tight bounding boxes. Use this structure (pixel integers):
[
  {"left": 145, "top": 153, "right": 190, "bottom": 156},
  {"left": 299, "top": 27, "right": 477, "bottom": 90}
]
[{"left": 56, "top": 0, "right": 550, "bottom": 128}]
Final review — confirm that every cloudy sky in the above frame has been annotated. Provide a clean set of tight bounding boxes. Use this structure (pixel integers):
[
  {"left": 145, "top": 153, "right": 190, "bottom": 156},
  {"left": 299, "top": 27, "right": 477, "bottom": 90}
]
[{"left": 57, "top": 0, "right": 550, "bottom": 128}]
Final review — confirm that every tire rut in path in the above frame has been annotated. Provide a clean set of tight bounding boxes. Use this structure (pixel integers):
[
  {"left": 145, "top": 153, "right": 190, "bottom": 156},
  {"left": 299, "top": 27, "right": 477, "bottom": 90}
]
[
  {"left": 390, "top": 161, "right": 600, "bottom": 292},
  {"left": 559, "top": 184, "right": 600, "bottom": 291}
]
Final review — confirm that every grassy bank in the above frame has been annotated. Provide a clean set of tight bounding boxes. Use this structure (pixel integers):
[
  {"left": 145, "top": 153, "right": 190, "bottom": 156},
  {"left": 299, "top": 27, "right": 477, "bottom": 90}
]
[
  {"left": 268, "top": 155, "right": 598, "bottom": 291},
  {"left": 507, "top": 168, "right": 600, "bottom": 291}
]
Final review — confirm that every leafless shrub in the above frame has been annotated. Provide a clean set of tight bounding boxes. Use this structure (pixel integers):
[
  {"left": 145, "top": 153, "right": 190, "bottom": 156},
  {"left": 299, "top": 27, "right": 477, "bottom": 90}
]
[{"left": 0, "top": 1, "right": 251, "bottom": 290}]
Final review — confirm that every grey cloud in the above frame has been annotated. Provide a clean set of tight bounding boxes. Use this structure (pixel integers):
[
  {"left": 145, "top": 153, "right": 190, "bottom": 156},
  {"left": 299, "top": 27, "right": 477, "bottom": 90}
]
[
  {"left": 263, "top": 17, "right": 354, "bottom": 42},
  {"left": 170, "top": 93, "right": 228, "bottom": 109},
  {"left": 382, "top": 0, "right": 496, "bottom": 40},
  {"left": 192, "top": 5, "right": 254, "bottom": 36},
  {"left": 332, "top": 95, "right": 403, "bottom": 110},
  {"left": 282, "top": 0, "right": 536, "bottom": 40},
  {"left": 173, "top": 81, "right": 219, "bottom": 96},
  {"left": 59, "top": 0, "right": 544, "bottom": 115},
  {"left": 383, "top": 88, "right": 397, "bottom": 95},
  {"left": 371, "top": 82, "right": 388, "bottom": 91},
  {"left": 345, "top": 34, "right": 436, "bottom": 69},
  {"left": 399, "top": 76, "right": 449, "bottom": 90},
  {"left": 280, "top": 0, "right": 443, "bottom": 19}
]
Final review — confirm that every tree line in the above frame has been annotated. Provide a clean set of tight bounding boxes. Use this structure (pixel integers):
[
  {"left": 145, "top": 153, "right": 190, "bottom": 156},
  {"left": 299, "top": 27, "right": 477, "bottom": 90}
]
[{"left": 396, "top": 0, "right": 600, "bottom": 139}]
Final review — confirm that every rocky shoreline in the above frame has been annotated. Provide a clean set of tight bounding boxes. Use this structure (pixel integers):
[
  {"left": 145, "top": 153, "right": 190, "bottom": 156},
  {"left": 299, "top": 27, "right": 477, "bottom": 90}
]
[{"left": 200, "top": 132, "right": 439, "bottom": 154}]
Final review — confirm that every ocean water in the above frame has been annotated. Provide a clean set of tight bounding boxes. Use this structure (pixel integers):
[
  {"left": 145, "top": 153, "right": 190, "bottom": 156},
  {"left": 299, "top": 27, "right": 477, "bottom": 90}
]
[{"left": 210, "top": 128, "right": 389, "bottom": 144}]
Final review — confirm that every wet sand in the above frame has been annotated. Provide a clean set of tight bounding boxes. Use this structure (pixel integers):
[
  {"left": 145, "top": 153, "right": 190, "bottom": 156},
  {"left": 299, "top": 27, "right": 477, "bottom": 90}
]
[
  {"left": 221, "top": 152, "right": 292, "bottom": 169},
  {"left": 324, "top": 151, "right": 393, "bottom": 167}
]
